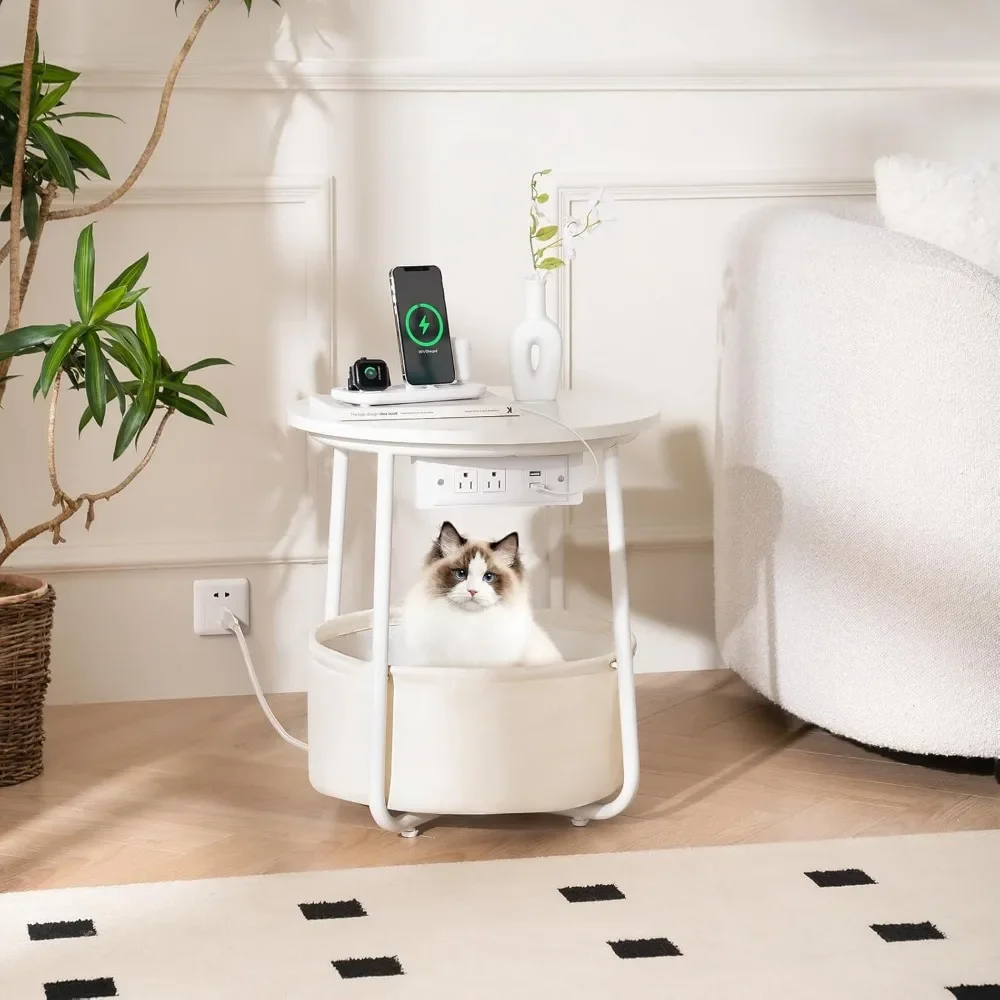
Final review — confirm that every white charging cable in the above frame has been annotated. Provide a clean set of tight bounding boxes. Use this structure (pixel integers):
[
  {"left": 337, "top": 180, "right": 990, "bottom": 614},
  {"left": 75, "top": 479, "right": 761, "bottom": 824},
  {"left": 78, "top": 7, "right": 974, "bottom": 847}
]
[
  {"left": 221, "top": 609, "right": 308, "bottom": 752},
  {"left": 516, "top": 403, "right": 601, "bottom": 497}
]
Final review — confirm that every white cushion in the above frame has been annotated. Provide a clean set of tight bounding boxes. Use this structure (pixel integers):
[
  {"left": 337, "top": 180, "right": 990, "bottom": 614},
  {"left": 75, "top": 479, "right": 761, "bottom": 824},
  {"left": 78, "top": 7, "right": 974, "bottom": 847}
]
[{"left": 875, "top": 153, "right": 1000, "bottom": 277}]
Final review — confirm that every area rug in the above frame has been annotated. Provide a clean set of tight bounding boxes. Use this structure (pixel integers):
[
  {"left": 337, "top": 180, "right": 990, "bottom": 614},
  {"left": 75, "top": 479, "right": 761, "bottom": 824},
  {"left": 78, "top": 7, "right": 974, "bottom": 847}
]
[{"left": 2, "top": 830, "right": 998, "bottom": 999}]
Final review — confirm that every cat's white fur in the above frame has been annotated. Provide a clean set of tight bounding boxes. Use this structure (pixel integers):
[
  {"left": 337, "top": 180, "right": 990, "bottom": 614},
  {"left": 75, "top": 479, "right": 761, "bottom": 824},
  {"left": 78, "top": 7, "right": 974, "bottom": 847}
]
[{"left": 401, "top": 529, "right": 562, "bottom": 668}]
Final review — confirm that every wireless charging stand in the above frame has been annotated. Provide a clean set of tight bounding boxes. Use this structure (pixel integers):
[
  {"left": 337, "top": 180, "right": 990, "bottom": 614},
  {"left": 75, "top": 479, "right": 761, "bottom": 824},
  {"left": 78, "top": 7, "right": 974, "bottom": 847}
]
[{"left": 329, "top": 382, "right": 488, "bottom": 407}]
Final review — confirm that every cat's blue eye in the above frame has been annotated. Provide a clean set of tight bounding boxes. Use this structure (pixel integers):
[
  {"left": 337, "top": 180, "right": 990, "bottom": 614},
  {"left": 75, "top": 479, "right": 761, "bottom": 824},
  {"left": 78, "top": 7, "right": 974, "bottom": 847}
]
[
  {"left": 453, "top": 568, "right": 467, "bottom": 580},
  {"left": 483, "top": 572, "right": 496, "bottom": 584}
]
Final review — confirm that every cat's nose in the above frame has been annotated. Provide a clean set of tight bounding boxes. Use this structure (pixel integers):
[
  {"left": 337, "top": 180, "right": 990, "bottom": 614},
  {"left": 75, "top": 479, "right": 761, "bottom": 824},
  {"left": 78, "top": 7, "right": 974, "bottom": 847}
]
[{"left": 467, "top": 588, "right": 478, "bottom": 597}]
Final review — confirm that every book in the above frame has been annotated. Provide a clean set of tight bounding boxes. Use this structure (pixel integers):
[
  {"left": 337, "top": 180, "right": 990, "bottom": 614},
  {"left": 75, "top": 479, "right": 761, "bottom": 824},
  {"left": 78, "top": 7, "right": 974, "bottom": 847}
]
[{"left": 313, "top": 391, "right": 519, "bottom": 422}]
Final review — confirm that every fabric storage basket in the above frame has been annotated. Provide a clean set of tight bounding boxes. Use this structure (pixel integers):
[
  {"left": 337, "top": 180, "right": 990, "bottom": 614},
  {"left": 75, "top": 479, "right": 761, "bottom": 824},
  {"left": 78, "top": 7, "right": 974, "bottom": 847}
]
[{"left": 307, "top": 609, "right": 629, "bottom": 816}]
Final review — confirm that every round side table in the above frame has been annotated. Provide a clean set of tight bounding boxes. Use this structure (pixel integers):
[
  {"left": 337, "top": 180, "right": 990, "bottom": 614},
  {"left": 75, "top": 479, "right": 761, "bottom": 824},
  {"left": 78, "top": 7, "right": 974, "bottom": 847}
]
[{"left": 288, "top": 388, "right": 660, "bottom": 835}]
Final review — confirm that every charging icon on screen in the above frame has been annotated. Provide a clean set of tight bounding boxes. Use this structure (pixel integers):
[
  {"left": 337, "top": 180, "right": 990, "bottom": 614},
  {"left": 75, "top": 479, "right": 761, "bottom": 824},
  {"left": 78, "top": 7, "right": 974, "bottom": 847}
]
[{"left": 404, "top": 303, "right": 444, "bottom": 347}]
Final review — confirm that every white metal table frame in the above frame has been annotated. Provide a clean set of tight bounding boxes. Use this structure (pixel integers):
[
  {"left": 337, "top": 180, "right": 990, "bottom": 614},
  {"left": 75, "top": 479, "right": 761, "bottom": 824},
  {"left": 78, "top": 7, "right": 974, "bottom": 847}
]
[{"left": 305, "top": 424, "right": 646, "bottom": 838}]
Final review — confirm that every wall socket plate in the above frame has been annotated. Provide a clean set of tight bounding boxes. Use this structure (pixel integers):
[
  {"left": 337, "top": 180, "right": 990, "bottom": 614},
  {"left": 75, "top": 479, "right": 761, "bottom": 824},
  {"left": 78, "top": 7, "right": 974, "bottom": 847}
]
[
  {"left": 412, "top": 456, "right": 583, "bottom": 507},
  {"left": 193, "top": 578, "right": 250, "bottom": 636}
]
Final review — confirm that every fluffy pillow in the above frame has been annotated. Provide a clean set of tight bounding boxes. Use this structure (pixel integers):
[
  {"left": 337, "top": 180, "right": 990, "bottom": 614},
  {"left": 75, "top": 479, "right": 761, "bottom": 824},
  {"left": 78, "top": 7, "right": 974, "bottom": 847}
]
[{"left": 874, "top": 154, "right": 1000, "bottom": 277}]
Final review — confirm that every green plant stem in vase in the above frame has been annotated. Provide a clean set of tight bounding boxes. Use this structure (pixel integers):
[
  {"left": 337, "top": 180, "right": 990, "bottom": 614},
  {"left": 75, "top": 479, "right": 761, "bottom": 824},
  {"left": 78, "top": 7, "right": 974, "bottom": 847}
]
[{"left": 510, "top": 170, "right": 604, "bottom": 402}]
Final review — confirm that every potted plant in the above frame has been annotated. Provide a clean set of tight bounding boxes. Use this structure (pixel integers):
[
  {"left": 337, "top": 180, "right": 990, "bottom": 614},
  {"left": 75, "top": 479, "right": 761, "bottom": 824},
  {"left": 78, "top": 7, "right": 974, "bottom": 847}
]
[{"left": 0, "top": 0, "right": 276, "bottom": 786}]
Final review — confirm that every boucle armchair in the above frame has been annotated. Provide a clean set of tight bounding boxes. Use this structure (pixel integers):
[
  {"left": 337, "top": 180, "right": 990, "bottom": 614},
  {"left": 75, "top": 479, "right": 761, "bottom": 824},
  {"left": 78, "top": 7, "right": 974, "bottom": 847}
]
[{"left": 715, "top": 207, "right": 1000, "bottom": 767}]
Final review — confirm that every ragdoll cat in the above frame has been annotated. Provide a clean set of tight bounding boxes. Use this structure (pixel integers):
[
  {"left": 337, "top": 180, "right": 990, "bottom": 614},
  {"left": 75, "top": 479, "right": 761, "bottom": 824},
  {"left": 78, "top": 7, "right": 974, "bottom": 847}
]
[{"left": 401, "top": 521, "right": 563, "bottom": 667}]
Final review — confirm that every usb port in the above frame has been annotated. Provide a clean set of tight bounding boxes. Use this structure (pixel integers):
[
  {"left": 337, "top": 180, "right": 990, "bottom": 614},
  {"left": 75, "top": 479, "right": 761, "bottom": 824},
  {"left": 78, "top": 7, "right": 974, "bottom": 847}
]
[{"left": 528, "top": 470, "right": 542, "bottom": 478}]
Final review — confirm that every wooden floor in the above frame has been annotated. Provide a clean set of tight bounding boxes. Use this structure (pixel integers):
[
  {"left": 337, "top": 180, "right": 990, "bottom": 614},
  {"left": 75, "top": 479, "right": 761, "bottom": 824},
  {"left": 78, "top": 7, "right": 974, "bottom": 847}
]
[{"left": 2, "top": 670, "right": 997, "bottom": 893}]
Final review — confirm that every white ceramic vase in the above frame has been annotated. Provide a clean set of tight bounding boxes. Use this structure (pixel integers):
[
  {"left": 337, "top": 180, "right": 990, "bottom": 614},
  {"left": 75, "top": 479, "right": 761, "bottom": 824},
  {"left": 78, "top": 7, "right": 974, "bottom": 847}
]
[{"left": 509, "top": 274, "right": 562, "bottom": 402}]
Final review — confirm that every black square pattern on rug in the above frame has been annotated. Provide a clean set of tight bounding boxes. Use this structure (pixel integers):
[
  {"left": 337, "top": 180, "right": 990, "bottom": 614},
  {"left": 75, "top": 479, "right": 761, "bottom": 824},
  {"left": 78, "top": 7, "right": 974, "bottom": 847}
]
[
  {"left": 559, "top": 883, "right": 626, "bottom": 903},
  {"left": 804, "top": 868, "right": 877, "bottom": 888},
  {"left": 333, "top": 956, "right": 404, "bottom": 979},
  {"left": 947, "top": 987, "right": 1000, "bottom": 999},
  {"left": 871, "top": 921, "right": 945, "bottom": 942},
  {"left": 608, "top": 937, "right": 682, "bottom": 959},
  {"left": 44, "top": 978, "right": 117, "bottom": 999},
  {"left": 29, "top": 919, "right": 97, "bottom": 941},
  {"left": 299, "top": 898, "right": 366, "bottom": 920}
]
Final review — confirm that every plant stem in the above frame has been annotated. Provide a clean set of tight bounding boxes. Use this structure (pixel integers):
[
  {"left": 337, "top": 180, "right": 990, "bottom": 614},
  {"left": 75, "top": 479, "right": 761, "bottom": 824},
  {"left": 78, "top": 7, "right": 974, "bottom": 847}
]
[
  {"left": 0, "top": 0, "right": 42, "bottom": 406},
  {"left": 532, "top": 211, "right": 600, "bottom": 266},
  {"left": 0, "top": 513, "right": 11, "bottom": 547},
  {"left": 47, "top": 0, "right": 222, "bottom": 222},
  {"left": 5, "top": 0, "right": 40, "bottom": 335},
  {"left": 0, "top": 399, "right": 173, "bottom": 567},
  {"left": 18, "top": 183, "right": 57, "bottom": 303}
]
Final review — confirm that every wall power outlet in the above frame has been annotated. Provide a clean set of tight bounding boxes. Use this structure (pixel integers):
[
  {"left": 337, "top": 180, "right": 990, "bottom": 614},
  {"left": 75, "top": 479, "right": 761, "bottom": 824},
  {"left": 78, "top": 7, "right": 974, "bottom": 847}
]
[{"left": 193, "top": 578, "right": 250, "bottom": 636}]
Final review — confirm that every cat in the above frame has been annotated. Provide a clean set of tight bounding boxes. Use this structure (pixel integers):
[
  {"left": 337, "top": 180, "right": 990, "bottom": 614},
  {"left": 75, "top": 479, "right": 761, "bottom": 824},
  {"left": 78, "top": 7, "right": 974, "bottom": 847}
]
[{"left": 401, "top": 521, "right": 563, "bottom": 667}]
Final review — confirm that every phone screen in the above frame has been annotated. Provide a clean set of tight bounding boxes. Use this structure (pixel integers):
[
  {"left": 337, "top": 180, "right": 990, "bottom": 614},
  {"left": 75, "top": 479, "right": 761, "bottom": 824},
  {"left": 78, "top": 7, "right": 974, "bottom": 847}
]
[{"left": 390, "top": 265, "right": 456, "bottom": 385}]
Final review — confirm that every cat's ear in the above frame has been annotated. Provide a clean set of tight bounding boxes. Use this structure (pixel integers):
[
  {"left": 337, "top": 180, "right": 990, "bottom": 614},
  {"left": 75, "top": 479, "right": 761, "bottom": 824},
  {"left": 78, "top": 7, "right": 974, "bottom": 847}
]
[
  {"left": 432, "top": 521, "right": 466, "bottom": 561},
  {"left": 490, "top": 531, "right": 520, "bottom": 568}
]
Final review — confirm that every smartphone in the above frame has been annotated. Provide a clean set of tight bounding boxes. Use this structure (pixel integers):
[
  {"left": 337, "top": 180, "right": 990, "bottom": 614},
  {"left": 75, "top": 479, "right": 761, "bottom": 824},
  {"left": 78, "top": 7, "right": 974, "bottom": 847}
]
[{"left": 389, "top": 265, "right": 457, "bottom": 386}]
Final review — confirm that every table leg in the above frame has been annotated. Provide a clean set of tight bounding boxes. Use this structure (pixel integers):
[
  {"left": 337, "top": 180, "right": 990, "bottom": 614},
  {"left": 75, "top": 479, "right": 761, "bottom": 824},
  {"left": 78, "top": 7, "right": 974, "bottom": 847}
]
[
  {"left": 324, "top": 448, "right": 349, "bottom": 620},
  {"left": 564, "top": 443, "right": 640, "bottom": 823},
  {"left": 367, "top": 449, "right": 434, "bottom": 837}
]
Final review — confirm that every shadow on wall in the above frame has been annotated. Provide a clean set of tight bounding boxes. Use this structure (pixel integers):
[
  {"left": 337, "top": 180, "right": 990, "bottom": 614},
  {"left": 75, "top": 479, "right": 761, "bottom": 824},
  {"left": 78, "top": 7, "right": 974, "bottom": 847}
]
[{"left": 562, "top": 425, "right": 717, "bottom": 668}]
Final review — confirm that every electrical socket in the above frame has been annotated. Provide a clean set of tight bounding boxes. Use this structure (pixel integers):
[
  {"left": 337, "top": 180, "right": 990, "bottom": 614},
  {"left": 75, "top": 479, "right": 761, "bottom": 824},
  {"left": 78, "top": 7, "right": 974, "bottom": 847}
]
[
  {"left": 455, "top": 468, "right": 479, "bottom": 493},
  {"left": 413, "top": 456, "right": 581, "bottom": 507},
  {"left": 193, "top": 578, "right": 250, "bottom": 636},
  {"left": 482, "top": 469, "right": 506, "bottom": 493}
]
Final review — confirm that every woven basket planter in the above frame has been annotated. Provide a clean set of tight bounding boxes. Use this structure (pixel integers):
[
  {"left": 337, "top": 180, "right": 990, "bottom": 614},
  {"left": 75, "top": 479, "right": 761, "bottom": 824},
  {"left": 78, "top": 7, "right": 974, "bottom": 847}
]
[{"left": 0, "top": 574, "right": 55, "bottom": 786}]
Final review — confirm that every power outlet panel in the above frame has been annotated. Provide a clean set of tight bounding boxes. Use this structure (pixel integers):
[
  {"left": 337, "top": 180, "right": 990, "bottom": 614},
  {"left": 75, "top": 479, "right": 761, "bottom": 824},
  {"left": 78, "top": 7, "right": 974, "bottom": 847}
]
[
  {"left": 413, "top": 456, "right": 582, "bottom": 507},
  {"left": 193, "top": 578, "right": 250, "bottom": 636}
]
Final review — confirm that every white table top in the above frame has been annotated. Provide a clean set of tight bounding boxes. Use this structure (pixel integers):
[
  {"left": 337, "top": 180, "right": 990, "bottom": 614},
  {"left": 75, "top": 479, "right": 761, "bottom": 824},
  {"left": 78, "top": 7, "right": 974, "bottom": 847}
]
[{"left": 287, "top": 388, "right": 660, "bottom": 458}]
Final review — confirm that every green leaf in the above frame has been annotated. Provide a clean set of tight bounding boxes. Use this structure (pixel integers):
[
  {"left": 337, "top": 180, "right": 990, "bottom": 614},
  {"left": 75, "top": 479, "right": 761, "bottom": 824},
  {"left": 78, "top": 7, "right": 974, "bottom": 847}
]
[
  {"left": 82, "top": 333, "right": 107, "bottom": 426},
  {"left": 536, "top": 257, "right": 565, "bottom": 270},
  {"left": 0, "top": 324, "right": 66, "bottom": 359},
  {"left": 102, "top": 339, "right": 141, "bottom": 378},
  {"left": 33, "top": 80, "right": 71, "bottom": 118},
  {"left": 38, "top": 323, "right": 84, "bottom": 396},
  {"left": 73, "top": 224, "right": 95, "bottom": 320},
  {"left": 105, "top": 252, "right": 148, "bottom": 295},
  {"left": 134, "top": 301, "right": 158, "bottom": 363},
  {"left": 0, "top": 62, "right": 78, "bottom": 84},
  {"left": 58, "top": 134, "right": 110, "bottom": 180},
  {"left": 119, "top": 286, "right": 148, "bottom": 308},
  {"left": 538, "top": 168, "right": 552, "bottom": 175},
  {"left": 78, "top": 405, "right": 94, "bottom": 435},
  {"left": 168, "top": 380, "right": 226, "bottom": 417},
  {"left": 534, "top": 225, "right": 558, "bottom": 241},
  {"left": 113, "top": 400, "right": 145, "bottom": 459},
  {"left": 177, "top": 357, "right": 232, "bottom": 376},
  {"left": 164, "top": 393, "right": 213, "bottom": 424},
  {"left": 51, "top": 110, "right": 123, "bottom": 122},
  {"left": 21, "top": 187, "right": 39, "bottom": 240},
  {"left": 104, "top": 362, "right": 127, "bottom": 414},
  {"left": 100, "top": 322, "right": 147, "bottom": 375},
  {"left": 535, "top": 192, "right": 549, "bottom": 204},
  {"left": 529, "top": 214, "right": 537, "bottom": 237},
  {"left": 90, "top": 283, "right": 128, "bottom": 324},
  {"left": 31, "top": 121, "right": 76, "bottom": 191}
]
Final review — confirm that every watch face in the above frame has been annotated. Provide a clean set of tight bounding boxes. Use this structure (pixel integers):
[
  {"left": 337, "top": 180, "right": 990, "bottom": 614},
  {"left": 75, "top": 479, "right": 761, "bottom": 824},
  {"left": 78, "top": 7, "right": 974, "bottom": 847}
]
[{"left": 350, "top": 359, "right": 390, "bottom": 391}]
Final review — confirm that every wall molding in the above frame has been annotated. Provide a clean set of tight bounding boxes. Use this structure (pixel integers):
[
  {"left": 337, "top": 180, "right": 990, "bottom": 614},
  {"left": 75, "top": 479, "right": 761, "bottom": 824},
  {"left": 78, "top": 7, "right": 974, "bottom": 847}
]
[
  {"left": 7, "top": 541, "right": 328, "bottom": 575},
  {"left": 552, "top": 173, "right": 873, "bottom": 550},
  {"left": 73, "top": 58, "right": 1000, "bottom": 93},
  {"left": 4, "top": 176, "right": 336, "bottom": 575}
]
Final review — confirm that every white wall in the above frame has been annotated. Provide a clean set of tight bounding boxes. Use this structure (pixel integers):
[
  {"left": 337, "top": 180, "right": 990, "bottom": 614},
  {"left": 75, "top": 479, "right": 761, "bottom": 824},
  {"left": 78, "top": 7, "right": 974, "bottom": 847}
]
[{"left": 3, "top": 0, "right": 1000, "bottom": 701}]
